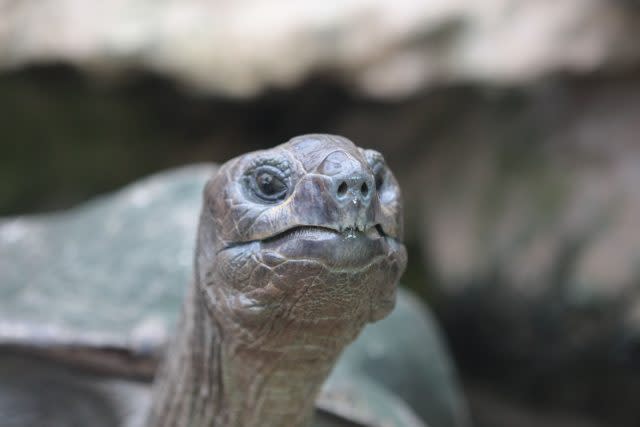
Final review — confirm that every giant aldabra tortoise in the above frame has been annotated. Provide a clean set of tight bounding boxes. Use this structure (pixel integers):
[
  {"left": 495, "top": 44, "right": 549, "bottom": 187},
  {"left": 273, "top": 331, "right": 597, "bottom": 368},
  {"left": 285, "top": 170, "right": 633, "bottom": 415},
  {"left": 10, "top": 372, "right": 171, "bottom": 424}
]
[{"left": 0, "top": 135, "right": 469, "bottom": 427}]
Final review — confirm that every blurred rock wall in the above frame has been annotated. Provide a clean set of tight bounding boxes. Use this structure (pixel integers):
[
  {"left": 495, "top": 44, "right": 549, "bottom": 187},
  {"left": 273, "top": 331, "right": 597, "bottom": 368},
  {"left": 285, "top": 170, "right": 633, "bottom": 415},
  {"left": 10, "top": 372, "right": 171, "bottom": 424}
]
[{"left": 1, "top": 0, "right": 639, "bottom": 98}]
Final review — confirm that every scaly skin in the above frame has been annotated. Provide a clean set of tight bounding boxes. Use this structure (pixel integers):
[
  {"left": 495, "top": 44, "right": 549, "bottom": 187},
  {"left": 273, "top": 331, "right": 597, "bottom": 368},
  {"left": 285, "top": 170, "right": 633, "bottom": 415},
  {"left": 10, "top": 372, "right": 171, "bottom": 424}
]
[{"left": 146, "top": 134, "right": 407, "bottom": 427}]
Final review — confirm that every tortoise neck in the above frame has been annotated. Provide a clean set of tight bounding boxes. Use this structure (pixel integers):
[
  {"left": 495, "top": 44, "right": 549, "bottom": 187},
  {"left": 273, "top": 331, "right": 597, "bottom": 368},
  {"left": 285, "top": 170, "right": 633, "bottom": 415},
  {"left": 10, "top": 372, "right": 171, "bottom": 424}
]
[{"left": 146, "top": 281, "right": 334, "bottom": 427}]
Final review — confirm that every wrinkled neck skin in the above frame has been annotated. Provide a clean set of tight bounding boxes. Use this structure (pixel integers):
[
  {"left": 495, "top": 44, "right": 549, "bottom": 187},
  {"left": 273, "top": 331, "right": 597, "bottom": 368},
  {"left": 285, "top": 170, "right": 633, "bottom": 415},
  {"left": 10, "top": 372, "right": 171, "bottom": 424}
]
[{"left": 146, "top": 279, "right": 349, "bottom": 427}]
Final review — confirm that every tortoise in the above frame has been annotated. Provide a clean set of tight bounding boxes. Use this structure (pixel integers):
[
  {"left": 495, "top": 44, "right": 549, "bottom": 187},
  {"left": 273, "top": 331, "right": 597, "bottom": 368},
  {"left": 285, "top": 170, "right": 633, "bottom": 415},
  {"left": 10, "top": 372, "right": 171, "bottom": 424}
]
[{"left": 0, "top": 134, "right": 469, "bottom": 427}]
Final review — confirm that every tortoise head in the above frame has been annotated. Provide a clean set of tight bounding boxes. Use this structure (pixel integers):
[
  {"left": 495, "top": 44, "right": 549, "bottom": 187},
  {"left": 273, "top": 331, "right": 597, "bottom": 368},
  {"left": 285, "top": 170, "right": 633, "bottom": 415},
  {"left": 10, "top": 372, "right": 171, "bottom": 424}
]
[{"left": 195, "top": 134, "right": 407, "bottom": 355}]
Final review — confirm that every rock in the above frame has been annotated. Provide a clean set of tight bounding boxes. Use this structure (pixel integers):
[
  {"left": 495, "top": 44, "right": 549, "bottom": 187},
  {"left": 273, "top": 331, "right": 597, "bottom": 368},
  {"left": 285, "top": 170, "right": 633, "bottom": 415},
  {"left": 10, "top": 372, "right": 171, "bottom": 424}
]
[{"left": 1, "top": 0, "right": 639, "bottom": 98}]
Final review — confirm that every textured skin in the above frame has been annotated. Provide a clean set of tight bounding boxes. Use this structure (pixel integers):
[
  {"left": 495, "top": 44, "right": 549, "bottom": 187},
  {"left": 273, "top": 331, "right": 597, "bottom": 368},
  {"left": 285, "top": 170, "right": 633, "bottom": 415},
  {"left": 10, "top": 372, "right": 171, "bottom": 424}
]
[{"left": 147, "top": 135, "right": 407, "bottom": 427}]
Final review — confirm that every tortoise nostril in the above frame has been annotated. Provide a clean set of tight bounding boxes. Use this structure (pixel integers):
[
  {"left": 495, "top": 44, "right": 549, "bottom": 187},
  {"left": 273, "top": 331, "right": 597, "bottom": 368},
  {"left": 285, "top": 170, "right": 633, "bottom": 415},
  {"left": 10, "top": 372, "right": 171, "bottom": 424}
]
[
  {"left": 360, "top": 182, "right": 369, "bottom": 197},
  {"left": 337, "top": 181, "right": 348, "bottom": 197}
]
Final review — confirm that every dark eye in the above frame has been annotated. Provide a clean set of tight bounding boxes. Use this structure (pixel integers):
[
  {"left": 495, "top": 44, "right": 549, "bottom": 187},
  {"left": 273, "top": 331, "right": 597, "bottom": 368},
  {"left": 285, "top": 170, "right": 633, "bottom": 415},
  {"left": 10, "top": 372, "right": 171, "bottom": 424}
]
[
  {"left": 361, "top": 149, "right": 386, "bottom": 191},
  {"left": 374, "top": 168, "right": 385, "bottom": 191},
  {"left": 252, "top": 168, "right": 288, "bottom": 202},
  {"left": 368, "top": 161, "right": 386, "bottom": 191}
]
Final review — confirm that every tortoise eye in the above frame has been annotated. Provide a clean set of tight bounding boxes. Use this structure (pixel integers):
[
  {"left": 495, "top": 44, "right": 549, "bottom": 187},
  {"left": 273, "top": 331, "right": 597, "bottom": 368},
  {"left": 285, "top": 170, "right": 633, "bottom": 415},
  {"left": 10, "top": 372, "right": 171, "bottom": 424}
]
[
  {"left": 252, "top": 167, "right": 288, "bottom": 202},
  {"left": 375, "top": 170, "right": 384, "bottom": 191},
  {"left": 374, "top": 165, "right": 385, "bottom": 191},
  {"left": 370, "top": 160, "right": 386, "bottom": 191},
  {"left": 361, "top": 149, "right": 386, "bottom": 191}
]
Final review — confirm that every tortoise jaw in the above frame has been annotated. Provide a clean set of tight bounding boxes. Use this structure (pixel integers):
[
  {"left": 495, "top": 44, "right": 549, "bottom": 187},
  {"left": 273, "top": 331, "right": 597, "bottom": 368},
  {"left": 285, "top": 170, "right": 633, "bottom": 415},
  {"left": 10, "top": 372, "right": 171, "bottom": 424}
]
[
  {"left": 261, "top": 225, "right": 342, "bottom": 243},
  {"left": 261, "top": 224, "right": 386, "bottom": 244},
  {"left": 258, "top": 224, "right": 395, "bottom": 270}
]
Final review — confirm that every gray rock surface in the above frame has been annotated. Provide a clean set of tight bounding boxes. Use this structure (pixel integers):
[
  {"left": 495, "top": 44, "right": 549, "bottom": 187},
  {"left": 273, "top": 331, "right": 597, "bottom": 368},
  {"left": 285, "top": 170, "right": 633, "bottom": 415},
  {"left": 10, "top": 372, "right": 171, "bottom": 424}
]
[{"left": 1, "top": 0, "right": 639, "bottom": 98}]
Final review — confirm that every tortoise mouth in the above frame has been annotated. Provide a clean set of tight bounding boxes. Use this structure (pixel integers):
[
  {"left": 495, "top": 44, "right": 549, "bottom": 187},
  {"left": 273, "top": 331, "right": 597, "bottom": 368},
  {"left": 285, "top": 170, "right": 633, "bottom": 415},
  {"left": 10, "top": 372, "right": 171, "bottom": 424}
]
[
  {"left": 261, "top": 224, "right": 386, "bottom": 244},
  {"left": 259, "top": 224, "right": 397, "bottom": 269}
]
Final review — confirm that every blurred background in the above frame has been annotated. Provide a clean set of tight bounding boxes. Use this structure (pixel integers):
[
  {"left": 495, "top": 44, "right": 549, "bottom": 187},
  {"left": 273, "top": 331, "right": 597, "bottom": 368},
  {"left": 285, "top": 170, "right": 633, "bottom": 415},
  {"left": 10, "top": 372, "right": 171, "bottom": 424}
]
[{"left": 2, "top": 1, "right": 640, "bottom": 426}]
